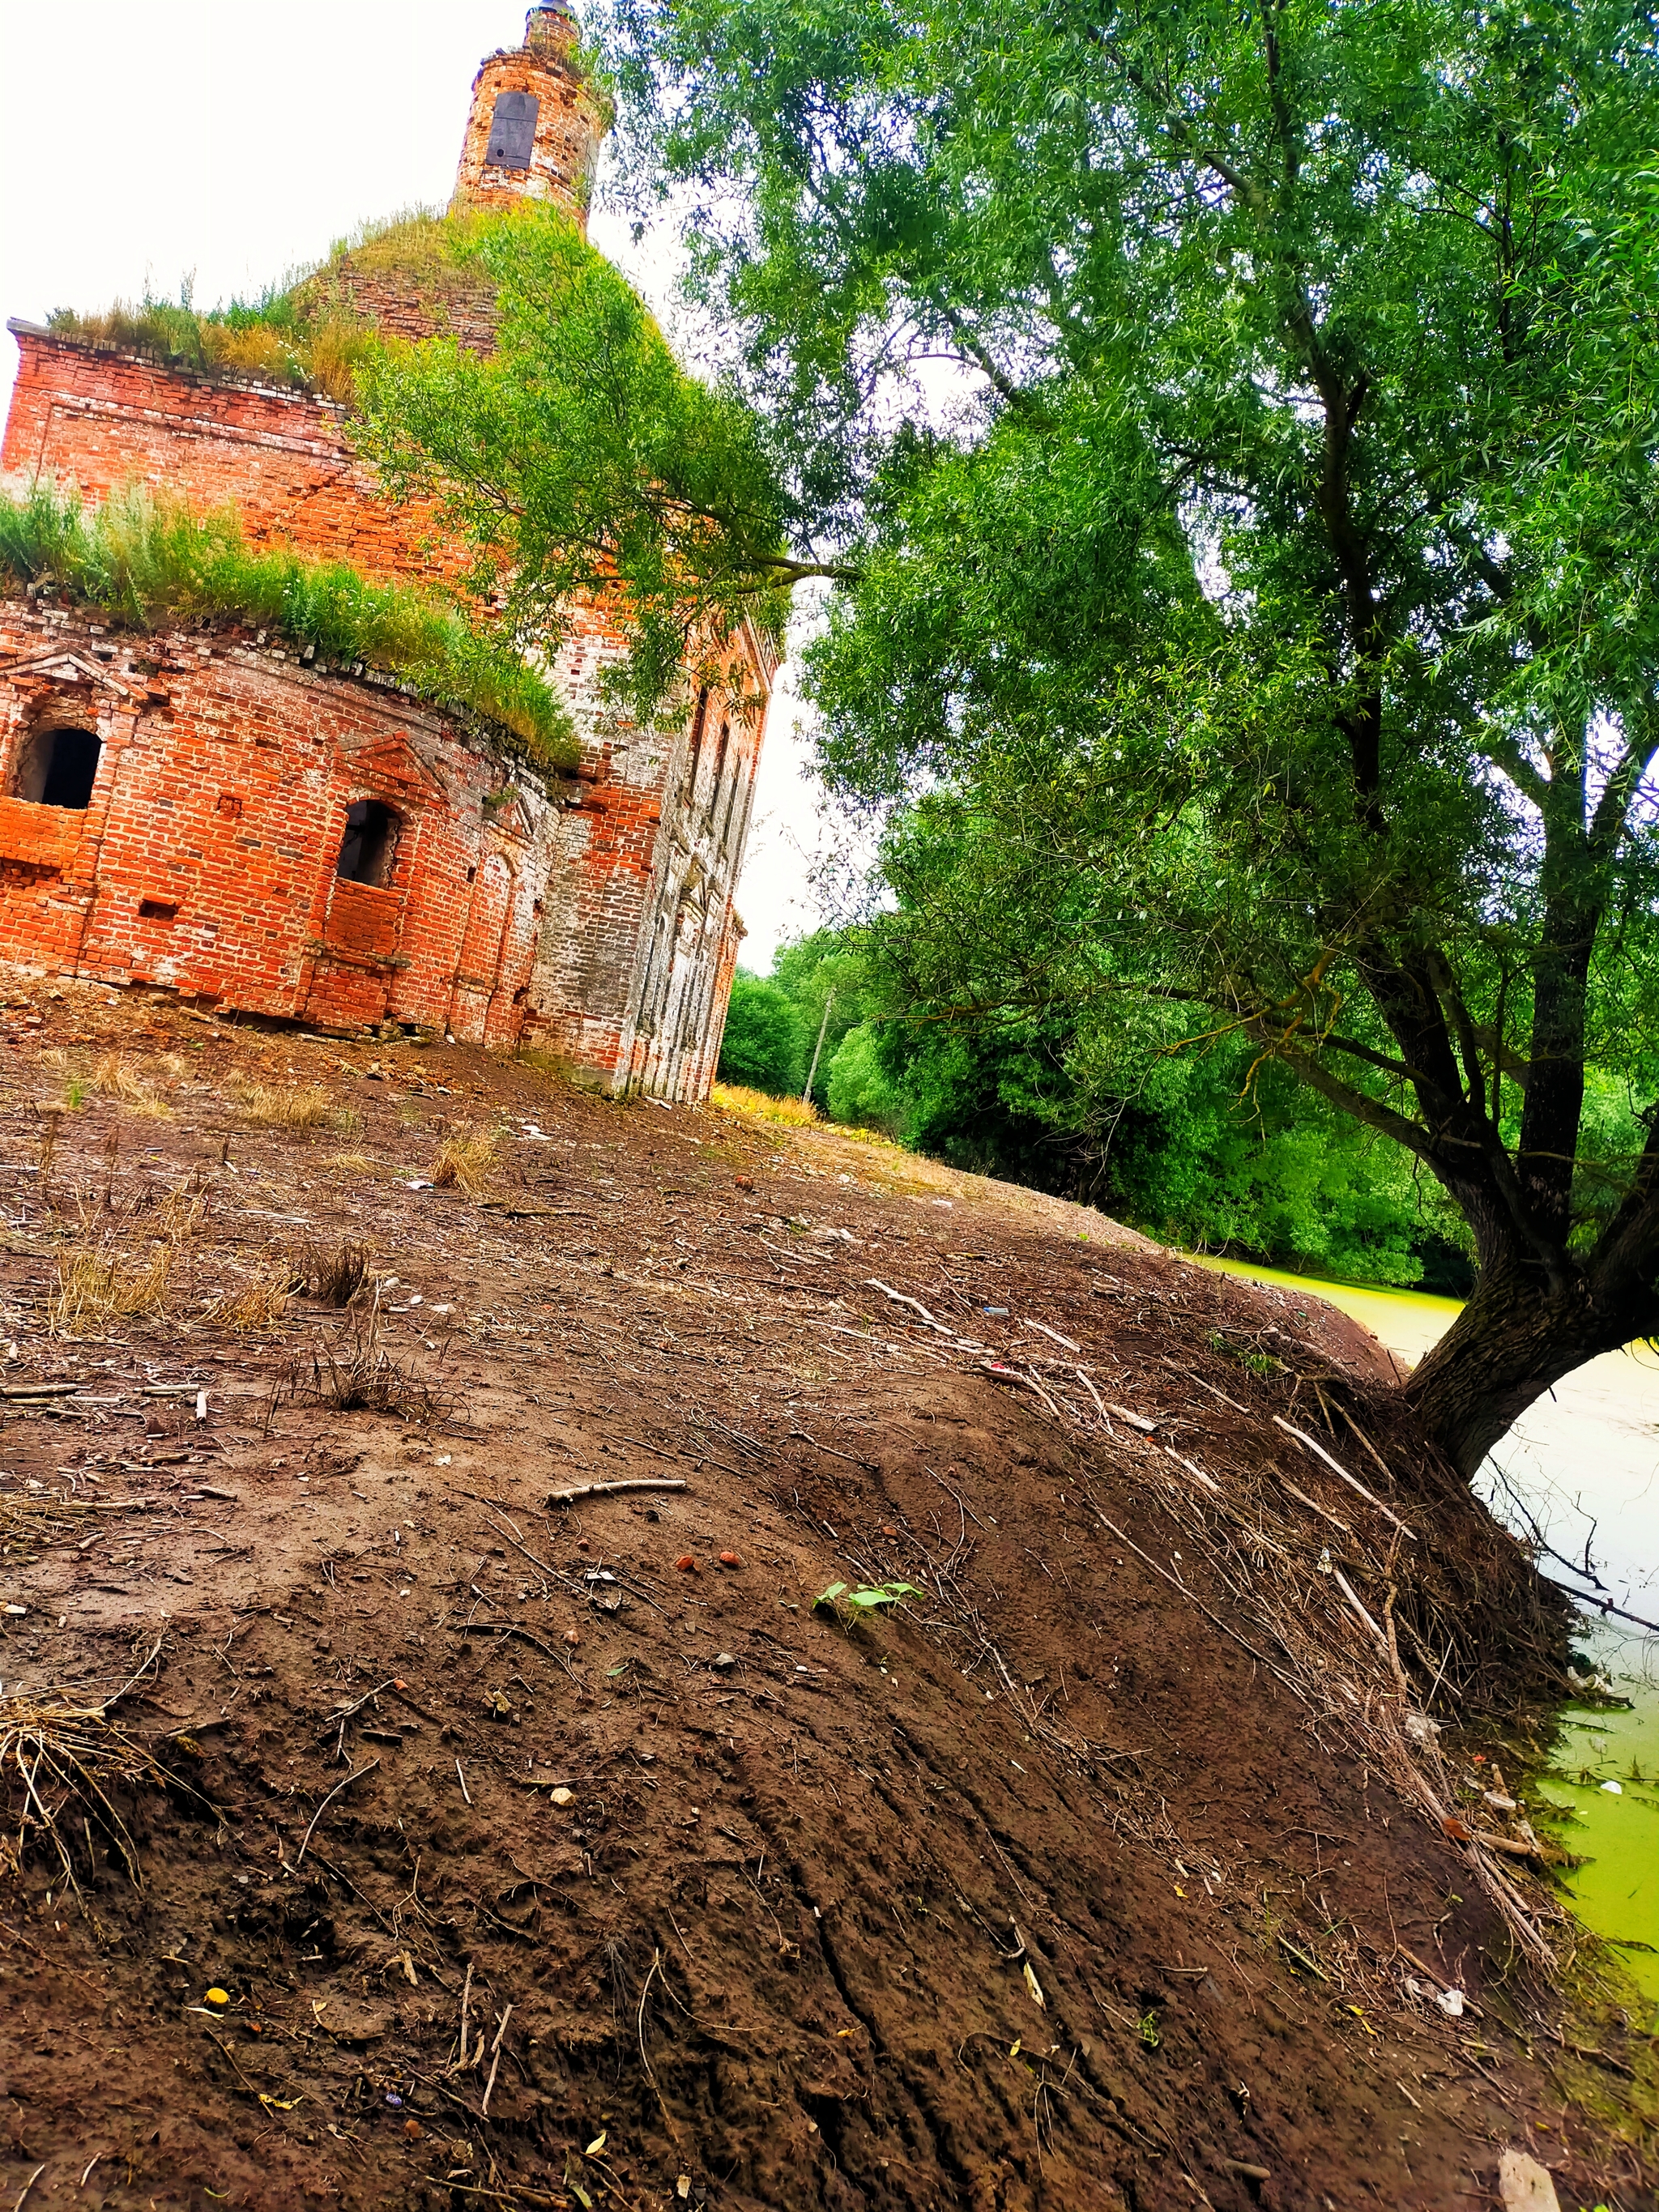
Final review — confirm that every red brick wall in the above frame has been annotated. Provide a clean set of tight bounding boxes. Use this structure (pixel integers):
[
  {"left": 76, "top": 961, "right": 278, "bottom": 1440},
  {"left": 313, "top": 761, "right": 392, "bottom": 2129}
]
[
  {"left": 1, "top": 331, "right": 461, "bottom": 589},
  {"left": 450, "top": 11, "right": 604, "bottom": 223},
  {"left": 0, "top": 317, "right": 778, "bottom": 1090},
  {"left": 0, "top": 604, "right": 569, "bottom": 1044}
]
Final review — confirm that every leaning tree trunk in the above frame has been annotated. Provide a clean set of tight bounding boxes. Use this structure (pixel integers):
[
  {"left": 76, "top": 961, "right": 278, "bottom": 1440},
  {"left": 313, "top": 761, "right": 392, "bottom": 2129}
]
[{"left": 1401, "top": 1256, "right": 1654, "bottom": 1478}]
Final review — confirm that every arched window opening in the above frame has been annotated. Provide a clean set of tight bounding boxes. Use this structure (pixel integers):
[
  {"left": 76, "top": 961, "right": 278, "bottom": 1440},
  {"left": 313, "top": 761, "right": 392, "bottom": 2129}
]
[
  {"left": 19, "top": 727, "right": 101, "bottom": 810},
  {"left": 336, "top": 799, "right": 400, "bottom": 887}
]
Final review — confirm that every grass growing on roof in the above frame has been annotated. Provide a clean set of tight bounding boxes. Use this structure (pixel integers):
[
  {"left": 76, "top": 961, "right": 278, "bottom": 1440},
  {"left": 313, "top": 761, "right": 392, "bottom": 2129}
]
[
  {"left": 42, "top": 207, "right": 499, "bottom": 403},
  {"left": 45, "top": 288, "right": 374, "bottom": 406},
  {"left": 0, "top": 484, "right": 578, "bottom": 766}
]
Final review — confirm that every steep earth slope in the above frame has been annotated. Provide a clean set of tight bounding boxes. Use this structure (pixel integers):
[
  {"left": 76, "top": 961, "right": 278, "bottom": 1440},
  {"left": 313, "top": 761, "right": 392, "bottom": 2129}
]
[{"left": 0, "top": 983, "right": 1651, "bottom": 2211}]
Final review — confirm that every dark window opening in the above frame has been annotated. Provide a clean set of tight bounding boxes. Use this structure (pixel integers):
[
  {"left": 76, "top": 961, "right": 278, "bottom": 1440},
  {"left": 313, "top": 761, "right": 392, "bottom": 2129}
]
[
  {"left": 484, "top": 90, "right": 540, "bottom": 169},
  {"left": 138, "top": 897, "right": 178, "bottom": 923},
  {"left": 19, "top": 727, "right": 101, "bottom": 810},
  {"left": 336, "top": 799, "right": 400, "bottom": 887}
]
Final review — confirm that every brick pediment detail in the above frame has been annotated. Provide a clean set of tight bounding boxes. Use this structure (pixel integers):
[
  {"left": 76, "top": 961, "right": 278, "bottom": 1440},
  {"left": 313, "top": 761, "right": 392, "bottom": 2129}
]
[
  {"left": 340, "top": 734, "right": 446, "bottom": 806},
  {"left": 484, "top": 796, "right": 533, "bottom": 845},
  {"left": 0, "top": 646, "right": 139, "bottom": 697}
]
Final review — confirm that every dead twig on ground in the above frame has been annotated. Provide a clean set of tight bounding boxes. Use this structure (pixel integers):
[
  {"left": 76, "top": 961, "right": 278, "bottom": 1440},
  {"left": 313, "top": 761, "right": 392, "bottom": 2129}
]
[
  {"left": 548, "top": 1477, "right": 688, "bottom": 1506},
  {"left": 295, "top": 1757, "right": 380, "bottom": 1867}
]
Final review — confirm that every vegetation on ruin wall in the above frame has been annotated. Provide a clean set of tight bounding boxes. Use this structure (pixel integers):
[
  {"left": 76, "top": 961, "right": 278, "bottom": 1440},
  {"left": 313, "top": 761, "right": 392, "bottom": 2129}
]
[
  {"left": 43, "top": 203, "right": 788, "bottom": 722},
  {"left": 0, "top": 484, "right": 578, "bottom": 766},
  {"left": 41, "top": 209, "right": 485, "bottom": 404},
  {"left": 353, "top": 207, "right": 799, "bottom": 722}
]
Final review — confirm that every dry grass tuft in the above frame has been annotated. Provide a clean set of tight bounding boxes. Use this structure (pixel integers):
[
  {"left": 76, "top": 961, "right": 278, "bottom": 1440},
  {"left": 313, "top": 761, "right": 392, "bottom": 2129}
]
[
  {"left": 89, "top": 1052, "right": 168, "bottom": 1116},
  {"left": 230, "top": 1079, "right": 341, "bottom": 1132},
  {"left": 48, "top": 1242, "right": 172, "bottom": 1335},
  {"left": 0, "top": 1651, "right": 203, "bottom": 1902},
  {"left": 430, "top": 1122, "right": 498, "bottom": 1194},
  {"left": 198, "top": 1263, "right": 292, "bottom": 1334},
  {"left": 296, "top": 1236, "right": 372, "bottom": 1307},
  {"left": 0, "top": 1485, "right": 105, "bottom": 1546},
  {"left": 277, "top": 1304, "right": 447, "bottom": 1424},
  {"left": 148, "top": 1183, "right": 208, "bottom": 1242},
  {"left": 710, "top": 1083, "right": 821, "bottom": 1127}
]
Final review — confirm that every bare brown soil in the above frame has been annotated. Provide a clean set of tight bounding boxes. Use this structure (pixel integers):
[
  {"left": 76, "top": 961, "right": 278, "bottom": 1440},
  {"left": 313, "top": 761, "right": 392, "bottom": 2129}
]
[{"left": 0, "top": 981, "right": 1653, "bottom": 2212}]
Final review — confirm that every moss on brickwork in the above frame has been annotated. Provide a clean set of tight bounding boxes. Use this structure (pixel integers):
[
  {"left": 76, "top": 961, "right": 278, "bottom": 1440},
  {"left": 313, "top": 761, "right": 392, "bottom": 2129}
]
[{"left": 0, "top": 484, "right": 578, "bottom": 766}]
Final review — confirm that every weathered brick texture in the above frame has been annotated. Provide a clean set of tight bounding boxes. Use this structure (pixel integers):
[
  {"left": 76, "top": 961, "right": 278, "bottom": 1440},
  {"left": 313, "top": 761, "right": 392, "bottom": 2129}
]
[
  {"left": 0, "top": 606, "right": 568, "bottom": 1042},
  {"left": 451, "top": 5, "right": 606, "bottom": 224},
  {"left": 0, "top": 7, "right": 775, "bottom": 1097}
]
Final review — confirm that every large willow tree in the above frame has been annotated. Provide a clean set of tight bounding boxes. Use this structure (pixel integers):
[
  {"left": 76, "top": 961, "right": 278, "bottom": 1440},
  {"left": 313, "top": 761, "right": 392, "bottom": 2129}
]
[{"left": 582, "top": 0, "right": 1659, "bottom": 1476}]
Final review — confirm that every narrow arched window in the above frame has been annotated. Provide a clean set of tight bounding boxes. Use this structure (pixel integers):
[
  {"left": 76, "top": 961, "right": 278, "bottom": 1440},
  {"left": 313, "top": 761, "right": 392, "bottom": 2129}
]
[
  {"left": 336, "top": 799, "right": 400, "bottom": 887},
  {"left": 19, "top": 727, "right": 101, "bottom": 810}
]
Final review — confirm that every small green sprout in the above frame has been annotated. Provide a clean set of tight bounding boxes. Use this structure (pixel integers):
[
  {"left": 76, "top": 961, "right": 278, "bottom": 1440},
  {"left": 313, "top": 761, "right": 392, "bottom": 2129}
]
[{"left": 814, "top": 1579, "right": 923, "bottom": 1619}]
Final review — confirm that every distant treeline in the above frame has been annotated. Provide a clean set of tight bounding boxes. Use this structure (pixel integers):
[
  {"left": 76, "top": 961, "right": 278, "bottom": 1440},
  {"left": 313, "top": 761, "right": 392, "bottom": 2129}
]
[{"left": 719, "top": 928, "right": 1474, "bottom": 1296}]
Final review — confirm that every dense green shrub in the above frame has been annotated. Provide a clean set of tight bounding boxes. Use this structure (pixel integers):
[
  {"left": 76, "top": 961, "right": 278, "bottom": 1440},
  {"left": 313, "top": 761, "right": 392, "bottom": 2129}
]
[{"left": 717, "top": 971, "right": 807, "bottom": 1096}]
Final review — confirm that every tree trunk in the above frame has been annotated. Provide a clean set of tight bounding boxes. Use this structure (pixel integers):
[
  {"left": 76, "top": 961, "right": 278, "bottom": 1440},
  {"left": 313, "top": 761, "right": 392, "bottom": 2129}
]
[{"left": 1401, "top": 1257, "right": 1656, "bottom": 1478}]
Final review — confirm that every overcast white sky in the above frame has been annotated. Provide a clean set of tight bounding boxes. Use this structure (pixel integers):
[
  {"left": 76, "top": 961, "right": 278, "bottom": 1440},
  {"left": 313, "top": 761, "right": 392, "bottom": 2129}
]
[{"left": 0, "top": 0, "right": 827, "bottom": 966}]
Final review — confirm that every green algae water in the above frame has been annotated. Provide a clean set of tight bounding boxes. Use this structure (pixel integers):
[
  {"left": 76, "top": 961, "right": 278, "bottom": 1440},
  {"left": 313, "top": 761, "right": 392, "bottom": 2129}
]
[
  {"left": 1192, "top": 1253, "right": 1659, "bottom": 2013},
  {"left": 1542, "top": 1689, "right": 1659, "bottom": 2011}
]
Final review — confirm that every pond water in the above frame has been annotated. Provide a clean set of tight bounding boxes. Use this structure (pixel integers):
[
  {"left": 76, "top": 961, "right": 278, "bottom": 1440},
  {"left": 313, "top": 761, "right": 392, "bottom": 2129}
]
[{"left": 1193, "top": 1255, "right": 1659, "bottom": 2011}]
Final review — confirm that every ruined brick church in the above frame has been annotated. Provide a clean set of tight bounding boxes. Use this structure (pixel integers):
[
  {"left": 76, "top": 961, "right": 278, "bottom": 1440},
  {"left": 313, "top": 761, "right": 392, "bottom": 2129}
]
[{"left": 0, "top": 4, "right": 774, "bottom": 1100}]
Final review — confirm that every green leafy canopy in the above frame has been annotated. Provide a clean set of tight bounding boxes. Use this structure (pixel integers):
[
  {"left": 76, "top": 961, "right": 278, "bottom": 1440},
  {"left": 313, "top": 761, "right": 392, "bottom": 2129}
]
[
  {"left": 598, "top": 0, "right": 1659, "bottom": 1465},
  {"left": 352, "top": 207, "right": 818, "bottom": 725}
]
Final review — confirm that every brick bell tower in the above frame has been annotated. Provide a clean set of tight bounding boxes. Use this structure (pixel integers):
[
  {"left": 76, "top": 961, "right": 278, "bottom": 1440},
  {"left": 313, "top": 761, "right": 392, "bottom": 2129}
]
[{"left": 451, "top": 4, "right": 607, "bottom": 231}]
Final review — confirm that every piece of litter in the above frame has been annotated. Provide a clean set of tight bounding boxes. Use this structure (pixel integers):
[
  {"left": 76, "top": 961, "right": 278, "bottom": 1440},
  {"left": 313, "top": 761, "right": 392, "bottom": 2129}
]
[
  {"left": 1600, "top": 1778, "right": 1623, "bottom": 1794},
  {"left": 206, "top": 1987, "right": 230, "bottom": 2006},
  {"left": 551, "top": 1787, "right": 574, "bottom": 1807},
  {"left": 1435, "top": 1987, "right": 1465, "bottom": 2018},
  {"left": 1497, "top": 2146, "right": 1562, "bottom": 2212}
]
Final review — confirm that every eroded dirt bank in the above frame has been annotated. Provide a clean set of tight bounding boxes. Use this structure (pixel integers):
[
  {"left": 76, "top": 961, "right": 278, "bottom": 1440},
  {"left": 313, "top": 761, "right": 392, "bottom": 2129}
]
[{"left": 0, "top": 982, "right": 1653, "bottom": 2211}]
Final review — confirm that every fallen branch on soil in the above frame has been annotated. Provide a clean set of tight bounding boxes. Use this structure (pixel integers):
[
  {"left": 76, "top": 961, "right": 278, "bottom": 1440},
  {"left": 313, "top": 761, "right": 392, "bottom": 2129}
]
[
  {"left": 547, "top": 1477, "right": 688, "bottom": 1506},
  {"left": 866, "top": 1279, "right": 952, "bottom": 1332},
  {"left": 295, "top": 1757, "right": 380, "bottom": 1867},
  {"left": 1273, "top": 1416, "right": 1415, "bottom": 1537},
  {"left": 480, "top": 2001, "right": 512, "bottom": 2115},
  {"left": 455, "top": 1621, "right": 561, "bottom": 1657}
]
